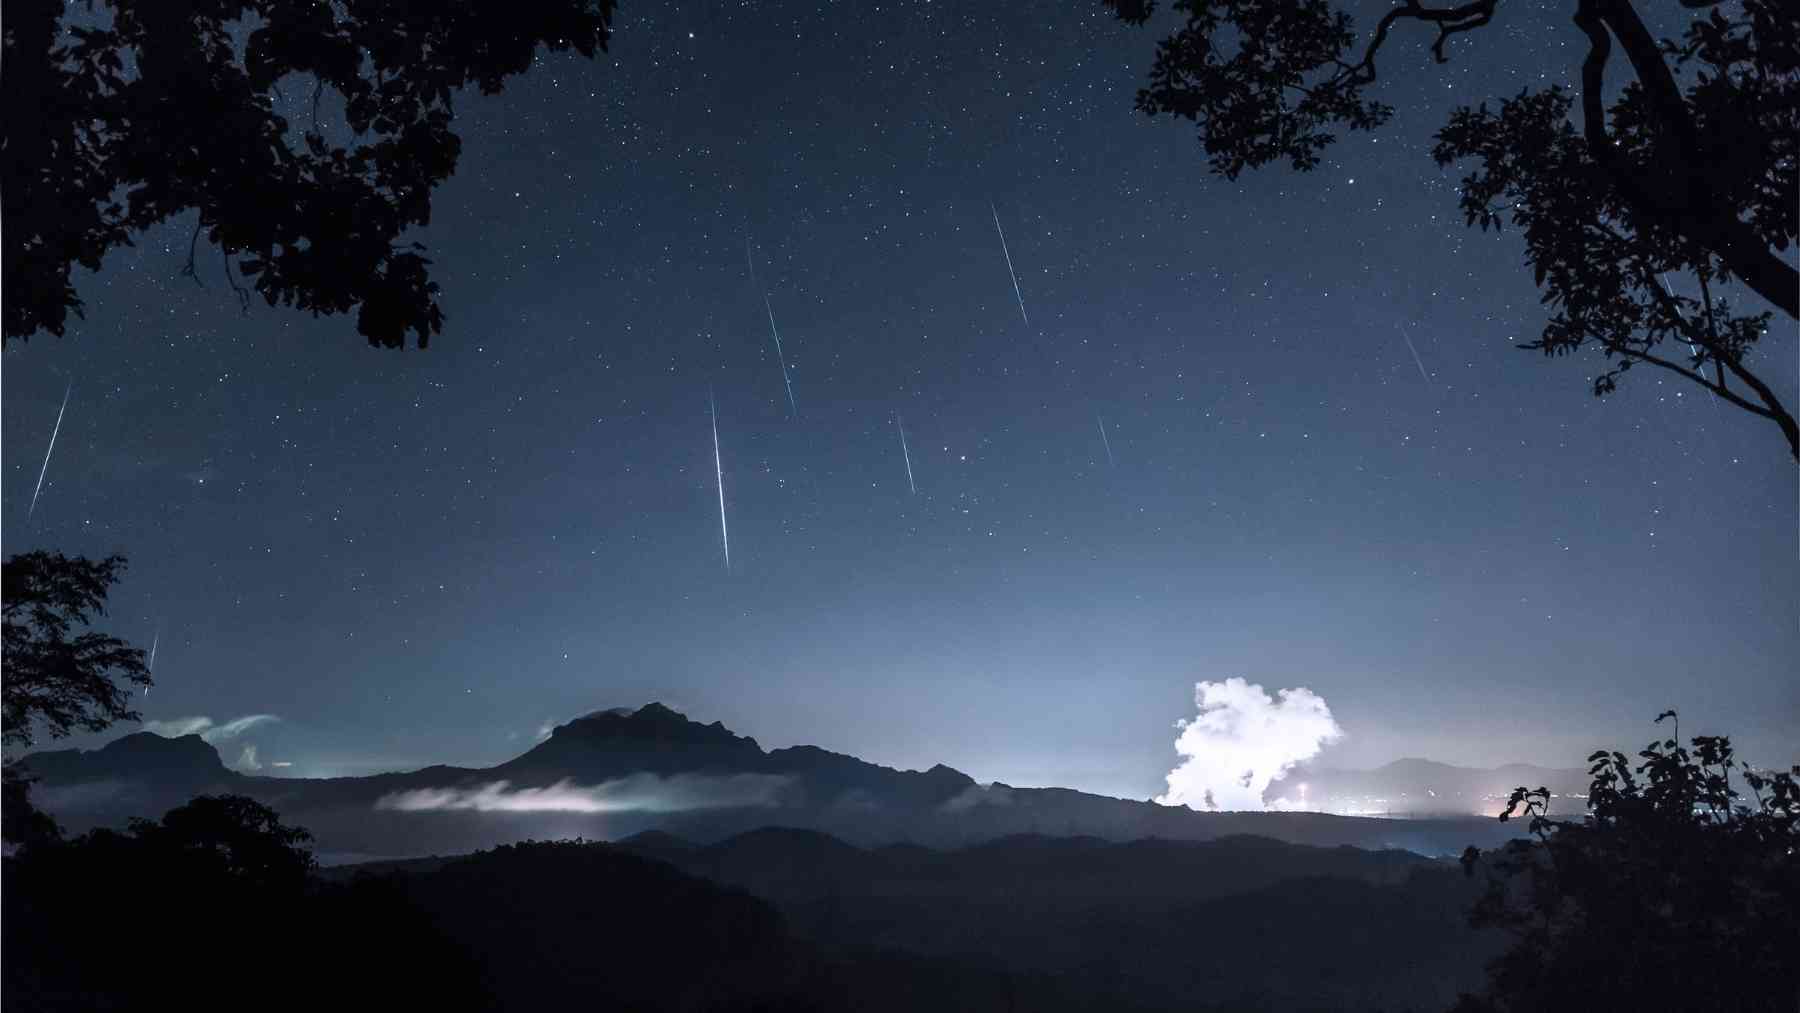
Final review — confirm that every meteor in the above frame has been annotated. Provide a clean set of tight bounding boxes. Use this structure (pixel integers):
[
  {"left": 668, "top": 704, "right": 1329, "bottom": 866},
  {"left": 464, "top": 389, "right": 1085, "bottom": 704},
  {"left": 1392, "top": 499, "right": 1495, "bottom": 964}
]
[
  {"left": 27, "top": 381, "right": 72, "bottom": 522},
  {"left": 764, "top": 295, "right": 800, "bottom": 419},
  {"left": 990, "top": 201, "right": 1029, "bottom": 327},
  {"left": 1401, "top": 330, "right": 1433, "bottom": 389},
  {"left": 710, "top": 389, "right": 730, "bottom": 570},
  {"left": 145, "top": 626, "right": 159, "bottom": 694},
  {"left": 1097, "top": 416, "right": 1115, "bottom": 468},
  {"left": 897, "top": 413, "right": 916, "bottom": 494}
]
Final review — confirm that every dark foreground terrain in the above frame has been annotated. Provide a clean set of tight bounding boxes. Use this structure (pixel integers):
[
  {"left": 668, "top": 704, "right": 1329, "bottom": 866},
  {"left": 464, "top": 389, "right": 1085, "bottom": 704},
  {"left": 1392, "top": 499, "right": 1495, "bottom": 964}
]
[
  {"left": 6, "top": 806, "right": 1493, "bottom": 1013},
  {"left": 318, "top": 829, "right": 1495, "bottom": 1013}
]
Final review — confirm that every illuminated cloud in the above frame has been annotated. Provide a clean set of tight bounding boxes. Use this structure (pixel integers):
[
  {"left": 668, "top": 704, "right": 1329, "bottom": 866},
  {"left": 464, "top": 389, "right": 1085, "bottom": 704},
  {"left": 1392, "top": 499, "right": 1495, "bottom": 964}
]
[
  {"left": 941, "top": 783, "right": 1016, "bottom": 812},
  {"left": 142, "top": 713, "right": 280, "bottom": 744},
  {"left": 142, "top": 716, "right": 213, "bottom": 738},
  {"left": 1157, "top": 678, "right": 1343, "bottom": 812},
  {"left": 234, "top": 744, "right": 263, "bottom": 772},
  {"left": 373, "top": 772, "right": 792, "bottom": 814}
]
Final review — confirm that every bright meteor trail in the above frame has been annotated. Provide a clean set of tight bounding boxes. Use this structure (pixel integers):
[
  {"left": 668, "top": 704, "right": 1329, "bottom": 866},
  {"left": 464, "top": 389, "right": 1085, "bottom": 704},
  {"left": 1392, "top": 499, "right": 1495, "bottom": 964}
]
[
  {"left": 990, "top": 201, "right": 1029, "bottom": 327},
  {"left": 710, "top": 389, "right": 730, "bottom": 571},
  {"left": 27, "top": 381, "right": 72, "bottom": 522},
  {"left": 764, "top": 296, "right": 800, "bottom": 419},
  {"left": 896, "top": 413, "right": 916, "bottom": 494},
  {"left": 1097, "top": 416, "right": 1115, "bottom": 467}
]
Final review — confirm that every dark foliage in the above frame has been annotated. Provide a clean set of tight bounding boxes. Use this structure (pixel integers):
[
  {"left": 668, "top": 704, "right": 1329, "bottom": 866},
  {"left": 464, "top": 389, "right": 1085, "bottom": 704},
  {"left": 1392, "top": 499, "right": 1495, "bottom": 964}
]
[
  {"left": 1, "top": 765, "right": 64, "bottom": 850},
  {"left": 3, "top": 551, "right": 150, "bottom": 847},
  {"left": 1455, "top": 713, "right": 1800, "bottom": 1012},
  {"left": 2, "top": 552, "right": 150, "bottom": 752},
  {"left": 1108, "top": 0, "right": 1799, "bottom": 458},
  {"left": 1, "top": 0, "right": 616, "bottom": 349},
  {"left": 4, "top": 794, "right": 492, "bottom": 1013}
]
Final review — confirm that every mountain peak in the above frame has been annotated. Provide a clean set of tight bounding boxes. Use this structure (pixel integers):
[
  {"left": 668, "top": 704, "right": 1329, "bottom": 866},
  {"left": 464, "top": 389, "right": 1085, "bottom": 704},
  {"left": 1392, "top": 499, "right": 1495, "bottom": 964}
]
[
  {"left": 496, "top": 702, "right": 765, "bottom": 781},
  {"left": 21, "top": 730, "right": 230, "bottom": 784}
]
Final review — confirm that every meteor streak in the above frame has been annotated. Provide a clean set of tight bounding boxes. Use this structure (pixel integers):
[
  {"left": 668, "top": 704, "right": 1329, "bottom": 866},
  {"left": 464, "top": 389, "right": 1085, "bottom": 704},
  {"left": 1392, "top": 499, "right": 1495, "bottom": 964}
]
[
  {"left": 764, "top": 296, "right": 800, "bottom": 419},
  {"left": 27, "top": 381, "right": 72, "bottom": 522},
  {"left": 1097, "top": 416, "right": 1115, "bottom": 468},
  {"left": 896, "top": 413, "right": 916, "bottom": 494},
  {"left": 1401, "top": 331, "right": 1433, "bottom": 389},
  {"left": 990, "top": 201, "right": 1029, "bottom": 327},
  {"left": 1657, "top": 274, "right": 1726, "bottom": 428},
  {"left": 710, "top": 389, "right": 730, "bottom": 570}
]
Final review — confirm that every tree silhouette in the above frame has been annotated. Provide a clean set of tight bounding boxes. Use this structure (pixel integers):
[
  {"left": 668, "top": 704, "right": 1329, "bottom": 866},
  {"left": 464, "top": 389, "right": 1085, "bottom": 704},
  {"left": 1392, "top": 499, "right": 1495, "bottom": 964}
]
[
  {"left": 2, "top": 0, "right": 616, "bottom": 349},
  {"left": 1455, "top": 712, "right": 1800, "bottom": 1012},
  {"left": 2, "top": 551, "right": 150, "bottom": 846},
  {"left": 4, "top": 794, "right": 495, "bottom": 1012},
  {"left": 1106, "top": 0, "right": 1798, "bottom": 459}
]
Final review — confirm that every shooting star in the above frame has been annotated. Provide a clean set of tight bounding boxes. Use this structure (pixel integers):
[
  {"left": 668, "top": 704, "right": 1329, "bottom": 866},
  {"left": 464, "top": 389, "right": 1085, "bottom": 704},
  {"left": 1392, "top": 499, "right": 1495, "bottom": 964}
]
[
  {"left": 764, "top": 296, "right": 800, "bottom": 419},
  {"left": 1658, "top": 273, "right": 1726, "bottom": 424},
  {"left": 27, "top": 381, "right": 73, "bottom": 522},
  {"left": 990, "top": 201, "right": 1030, "bottom": 327},
  {"left": 710, "top": 389, "right": 730, "bottom": 571},
  {"left": 1097, "top": 416, "right": 1115, "bottom": 467},
  {"left": 145, "top": 625, "right": 160, "bottom": 694},
  {"left": 896, "top": 413, "right": 916, "bottom": 494},
  {"left": 1401, "top": 330, "right": 1433, "bottom": 389}
]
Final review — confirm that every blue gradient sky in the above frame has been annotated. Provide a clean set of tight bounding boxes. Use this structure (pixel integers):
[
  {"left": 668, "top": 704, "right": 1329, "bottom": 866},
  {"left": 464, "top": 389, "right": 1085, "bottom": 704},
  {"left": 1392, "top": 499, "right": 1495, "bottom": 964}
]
[{"left": 5, "top": 0, "right": 1794, "bottom": 801}]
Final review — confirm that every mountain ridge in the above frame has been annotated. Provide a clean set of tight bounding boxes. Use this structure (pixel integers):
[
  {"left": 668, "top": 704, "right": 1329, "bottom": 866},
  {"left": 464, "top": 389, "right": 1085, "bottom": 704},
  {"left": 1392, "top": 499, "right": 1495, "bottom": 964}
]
[{"left": 21, "top": 701, "right": 1542, "bottom": 859}]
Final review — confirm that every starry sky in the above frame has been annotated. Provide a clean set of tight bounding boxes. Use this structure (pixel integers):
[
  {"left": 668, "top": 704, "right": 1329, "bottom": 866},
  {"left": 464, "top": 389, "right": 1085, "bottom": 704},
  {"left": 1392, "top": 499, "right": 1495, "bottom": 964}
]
[{"left": 5, "top": 0, "right": 1795, "bottom": 800}]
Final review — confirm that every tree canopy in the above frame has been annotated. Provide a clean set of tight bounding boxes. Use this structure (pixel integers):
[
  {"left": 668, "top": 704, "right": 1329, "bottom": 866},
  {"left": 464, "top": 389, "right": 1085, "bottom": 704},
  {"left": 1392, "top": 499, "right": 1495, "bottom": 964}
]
[
  {"left": 2, "top": 551, "right": 151, "bottom": 847},
  {"left": 1, "top": 0, "right": 616, "bottom": 349},
  {"left": 1108, "top": 0, "right": 1799, "bottom": 459},
  {"left": 2, "top": 552, "right": 151, "bottom": 754},
  {"left": 4, "top": 794, "right": 495, "bottom": 1012},
  {"left": 1456, "top": 712, "right": 1800, "bottom": 1011}
]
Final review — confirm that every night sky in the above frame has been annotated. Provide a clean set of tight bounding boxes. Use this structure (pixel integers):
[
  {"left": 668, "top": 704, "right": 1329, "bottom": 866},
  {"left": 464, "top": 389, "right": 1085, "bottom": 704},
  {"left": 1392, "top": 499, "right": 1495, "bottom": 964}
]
[{"left": 5, "top": 0, "right": 1795, "bottom": 800}]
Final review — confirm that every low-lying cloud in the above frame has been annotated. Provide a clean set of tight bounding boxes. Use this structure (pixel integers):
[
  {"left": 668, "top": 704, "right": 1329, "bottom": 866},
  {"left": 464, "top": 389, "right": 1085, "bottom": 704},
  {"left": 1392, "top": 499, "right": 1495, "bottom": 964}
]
[
  {"left": 1157, "top": 678, "right": 1343, "bottom": 812},
  {"left": 142, "top": 714, "right": 280, "bottom": 744},
  {"left": 941, "top": 783, "right": 1017, "bottom": 812},
  {"left": 373, "top": 772, "right": 793, "bottom": 814}
]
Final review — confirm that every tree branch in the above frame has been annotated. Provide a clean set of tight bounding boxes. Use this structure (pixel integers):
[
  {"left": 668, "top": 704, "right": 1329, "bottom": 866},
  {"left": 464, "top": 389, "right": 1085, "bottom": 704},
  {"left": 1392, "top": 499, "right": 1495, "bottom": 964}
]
[
  {"left": 1573, "top": 0, "right": 1799, "bottom": 318},
  {"left": 180, "top": 218, "right": 205, "bottom": 288},
  {"left": 1341, "top": 0, "right": 1499, "bottom": 84},
  {"left": 1716, "top": 352, "right": 1799, "bottom": 459},
  {"left": 1612, "top": 345, "right": 1776, "bottom": 421}
]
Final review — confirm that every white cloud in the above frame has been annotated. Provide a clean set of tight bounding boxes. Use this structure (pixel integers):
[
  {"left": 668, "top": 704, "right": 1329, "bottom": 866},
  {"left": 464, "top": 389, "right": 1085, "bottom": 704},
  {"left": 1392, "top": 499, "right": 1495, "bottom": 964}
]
[
  {"left": 1157, "top": 678, "right": 1343, "bottom": 812},
  {"left": 141, "top": 713, "right": 280, "bottom": 744},
  {"left": 270, "top": 761, "right": 293, "bottom": 769},
  {"left": 142, "top": 716, "right": 214, "bottom": 738},
  {"left": 941, "top": 783, "right": 1017, "bottom": 812},
  {"left": 374, "top": 772, "right": 792, "bottom": 814},
  {"left": 535, "top": 719, "right": 557, "bottom": 742},
  {"left": 204, "top": 715, "right": 279, "bottom": 742},
  {"left": 234, "top": 744, "right": 263, "bottom": 772}
]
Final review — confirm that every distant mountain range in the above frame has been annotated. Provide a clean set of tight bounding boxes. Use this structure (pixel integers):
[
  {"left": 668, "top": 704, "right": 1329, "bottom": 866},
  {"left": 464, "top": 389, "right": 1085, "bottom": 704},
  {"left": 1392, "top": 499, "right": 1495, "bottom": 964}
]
[
  {"left": 21, "top": 702, "right": 1556, "bottom": 860},
  {"left": 312, "top": 828, "right": 1497, "bottom": 1013}
]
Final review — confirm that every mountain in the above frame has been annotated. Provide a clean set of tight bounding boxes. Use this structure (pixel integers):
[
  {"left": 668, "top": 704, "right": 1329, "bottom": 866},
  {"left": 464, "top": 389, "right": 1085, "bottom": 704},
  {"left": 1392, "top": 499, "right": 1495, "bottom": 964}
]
[
  {"left": 20, "top": 702, "right": 1533, "bottom": 860},
  {"left": 331, "top": 830, "right": 1498, "bottom": 1012},
  {"left": 19, "top": 732, "right": 240, "bottom": 830}
]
